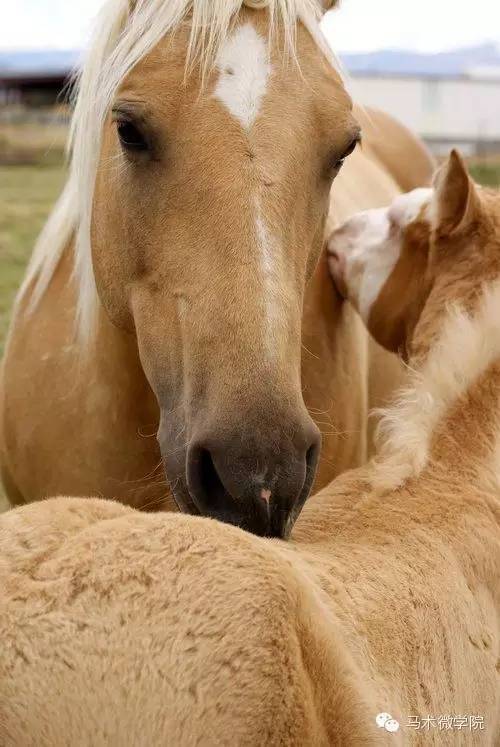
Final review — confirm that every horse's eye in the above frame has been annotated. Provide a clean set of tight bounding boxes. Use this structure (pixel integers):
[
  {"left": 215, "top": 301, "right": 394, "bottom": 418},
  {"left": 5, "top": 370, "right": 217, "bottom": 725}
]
[
  {"left": 116, "top": 119, "right": 148, "bottom": 152},
  {"left": 342, "top": 135, "right": 361, "bottom": 160},
  {"left": 331, "top": 134, "right": 362, "bottom": 173}
]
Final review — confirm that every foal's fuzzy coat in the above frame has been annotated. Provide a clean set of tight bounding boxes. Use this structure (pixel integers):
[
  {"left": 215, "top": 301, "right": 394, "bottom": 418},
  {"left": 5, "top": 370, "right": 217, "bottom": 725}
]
[{"left": 0, "top": 153, "right": 499, "bottom": 745}]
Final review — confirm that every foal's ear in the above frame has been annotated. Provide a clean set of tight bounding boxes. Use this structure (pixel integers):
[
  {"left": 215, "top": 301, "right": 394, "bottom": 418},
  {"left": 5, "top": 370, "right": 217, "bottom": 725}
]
[{"left": 431, "top": 149, "right": 481, "bottom": 235}]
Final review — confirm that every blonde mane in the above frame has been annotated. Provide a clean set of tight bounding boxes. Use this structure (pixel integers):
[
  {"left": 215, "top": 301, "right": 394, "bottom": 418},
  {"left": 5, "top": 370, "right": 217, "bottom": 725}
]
[
  {"left": 371, "top": 278, "right": 500, "bottom": 491},
  {"left": 18, "top": 0, "right": 336, "bottom": 343}
]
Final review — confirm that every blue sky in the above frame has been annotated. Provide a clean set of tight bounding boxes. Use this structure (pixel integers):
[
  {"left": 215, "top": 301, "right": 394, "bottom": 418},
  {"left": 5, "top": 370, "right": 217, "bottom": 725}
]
[{"left": 3, "top": 0, "right": 500, "bottom": 53}]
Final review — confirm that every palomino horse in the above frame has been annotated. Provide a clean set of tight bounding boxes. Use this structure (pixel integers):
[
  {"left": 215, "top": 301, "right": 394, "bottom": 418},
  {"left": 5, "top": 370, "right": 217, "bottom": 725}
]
[
  {"left": 1, "top": 155, "right": 499, "bottom": 745},
  {"left": 0, "top": 0, "right": 433, "bottom": 536}
]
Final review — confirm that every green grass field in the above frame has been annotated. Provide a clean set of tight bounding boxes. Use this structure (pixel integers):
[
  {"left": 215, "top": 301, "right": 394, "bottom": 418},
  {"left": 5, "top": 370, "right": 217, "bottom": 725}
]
[
  {"left": 0, "top": 163, "right": 66, "bottom": 356},
  {"left": 469, "top": 162, "right": 500, "bottom": 188}
]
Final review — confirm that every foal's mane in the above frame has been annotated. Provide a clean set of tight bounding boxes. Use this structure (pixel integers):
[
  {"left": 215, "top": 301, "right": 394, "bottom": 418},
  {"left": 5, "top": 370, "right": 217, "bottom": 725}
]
[
  {"left": 19, "top": 0, "right": 336, "bottom": 343},
  {"left": 372, "top": 278, "right": 500, "bottom": 491}
]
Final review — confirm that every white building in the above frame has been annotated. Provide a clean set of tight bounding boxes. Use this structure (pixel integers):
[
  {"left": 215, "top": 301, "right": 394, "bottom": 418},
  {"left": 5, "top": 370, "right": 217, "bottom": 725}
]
[{"left": 349, "top": 73, "right": 500, "bottom": 155}]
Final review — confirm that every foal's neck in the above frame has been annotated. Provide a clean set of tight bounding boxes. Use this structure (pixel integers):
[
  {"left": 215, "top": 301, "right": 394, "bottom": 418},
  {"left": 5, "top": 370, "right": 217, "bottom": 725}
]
[
  {"left": 390, "top": 282, "right": 500, "bottom": 489},
  {"left": 317, "top": 281, "right": 500, "bottom": 501},
  {"left": 294, "top": 285, "right": 500, "bottom": 545},
  {"left": 294, "top": 336, "right": 500, "bottom": 546}
]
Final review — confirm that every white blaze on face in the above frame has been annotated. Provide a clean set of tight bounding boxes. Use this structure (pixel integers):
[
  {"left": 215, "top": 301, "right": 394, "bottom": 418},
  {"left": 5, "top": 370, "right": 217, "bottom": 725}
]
[
  {"left": 214, "top": 23, "right": 272, "bottom": 130},
  {"left": 214, "top": 23, "right": 281, "bottom": 358},
  {"left": 328, "top": 188, "right": 433, "bottom": 321},
  {"left": 254, "top": 197, "right": 282, "bottom": 358}
]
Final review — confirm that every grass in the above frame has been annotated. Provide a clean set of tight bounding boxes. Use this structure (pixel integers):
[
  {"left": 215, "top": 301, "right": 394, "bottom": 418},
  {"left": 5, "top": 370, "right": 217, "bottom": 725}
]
[
  {"left": 469, "top": 162, "right": 500, "bottom": 188},
  {"left": 0, "top": 120, "right": 67, "bottom": 167},
  {"left": 0, "top": 163, "right": 66, "bottom": 356}
]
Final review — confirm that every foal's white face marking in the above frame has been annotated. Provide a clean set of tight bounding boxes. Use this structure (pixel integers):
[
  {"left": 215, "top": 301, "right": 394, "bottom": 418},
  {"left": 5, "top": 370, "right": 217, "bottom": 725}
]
[
  {"left": 214, "top": 23, "right": 272, "bottom": 130},
  {"left": 328, "top": 188, "right": 432, "bottom": 320},
  {"left": 388, "top": 188, "right": 433, "bottom": 228},
  {"left": 329, "top": 207, "right": 396, "bottom": 321}
]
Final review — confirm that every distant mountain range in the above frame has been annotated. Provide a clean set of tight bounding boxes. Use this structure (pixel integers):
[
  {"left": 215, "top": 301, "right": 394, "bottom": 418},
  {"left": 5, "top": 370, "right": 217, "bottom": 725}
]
[
  {"left": 1, "top": 43, "right": 500, "bottom": 79},
  {"left": 341, "top": 43, "right": 500, "bottom": 78},
  {"left": 0, "top": 50, "right": 80, "bottom": 76}
]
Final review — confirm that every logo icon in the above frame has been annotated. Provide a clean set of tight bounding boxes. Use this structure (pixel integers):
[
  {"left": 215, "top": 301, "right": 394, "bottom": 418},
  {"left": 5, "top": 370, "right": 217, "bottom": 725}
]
[{"left": 376, "top": 713, "right": 400, "bottom": 733}]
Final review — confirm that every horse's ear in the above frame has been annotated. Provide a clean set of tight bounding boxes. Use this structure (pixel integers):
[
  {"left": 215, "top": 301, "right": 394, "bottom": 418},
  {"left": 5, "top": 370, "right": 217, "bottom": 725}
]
[
  {"left": 320, "top": 0, "right": 340, "bottom": 8},
  {"left": 431, "top": 150, "right": 481, "bottom": 235}
]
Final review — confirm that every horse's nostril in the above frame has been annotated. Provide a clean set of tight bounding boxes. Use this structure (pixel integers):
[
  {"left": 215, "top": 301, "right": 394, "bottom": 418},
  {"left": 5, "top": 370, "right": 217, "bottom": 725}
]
[
  {"left": 187, "top": 444, "right": 253, "bottom": 530},
  {"left": 187, "top": 446, "right": 228, "bottom": 515}
]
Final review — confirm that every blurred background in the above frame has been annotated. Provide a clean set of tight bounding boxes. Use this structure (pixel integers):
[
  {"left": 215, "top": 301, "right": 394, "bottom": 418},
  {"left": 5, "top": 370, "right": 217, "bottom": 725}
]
[{"left": 1, "top": 0, "right": 500, "bottom": 358}]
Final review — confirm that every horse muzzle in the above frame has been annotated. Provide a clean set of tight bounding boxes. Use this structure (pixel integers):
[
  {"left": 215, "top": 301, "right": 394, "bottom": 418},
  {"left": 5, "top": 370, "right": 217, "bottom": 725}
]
[{"left": 159, "top": 414, "right": 321, "bottom": 538}]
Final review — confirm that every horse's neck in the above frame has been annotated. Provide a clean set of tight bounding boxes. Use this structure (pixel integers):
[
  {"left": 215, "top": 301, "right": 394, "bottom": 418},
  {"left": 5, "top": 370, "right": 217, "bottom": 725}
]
[{"left": 423, "top": 360, "right": 500, "bottom": 486}]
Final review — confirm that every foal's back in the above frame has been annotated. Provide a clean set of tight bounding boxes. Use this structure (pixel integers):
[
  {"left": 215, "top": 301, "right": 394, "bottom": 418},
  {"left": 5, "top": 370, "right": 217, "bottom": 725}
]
[{"left": 0, "top": 498, "right": 383, "bottom": 746}]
